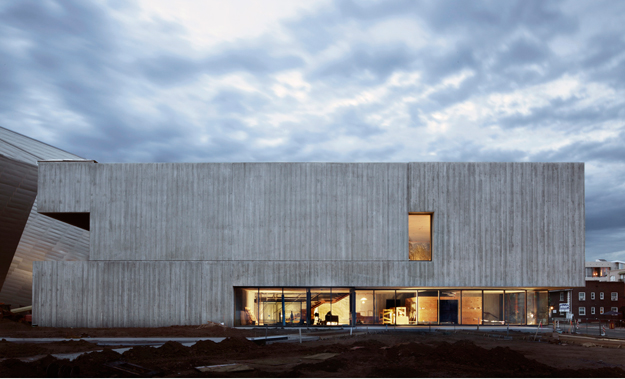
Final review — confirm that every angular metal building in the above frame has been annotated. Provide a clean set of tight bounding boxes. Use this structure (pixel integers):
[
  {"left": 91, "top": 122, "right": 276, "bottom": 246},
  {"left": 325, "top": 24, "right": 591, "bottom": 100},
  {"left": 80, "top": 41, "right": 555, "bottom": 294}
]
[
  {"left": 34, "top": 160, "right": 585, "bottom": 327},
  {"left": 0, "top": 126, "right": 89, "bottom": 308}
]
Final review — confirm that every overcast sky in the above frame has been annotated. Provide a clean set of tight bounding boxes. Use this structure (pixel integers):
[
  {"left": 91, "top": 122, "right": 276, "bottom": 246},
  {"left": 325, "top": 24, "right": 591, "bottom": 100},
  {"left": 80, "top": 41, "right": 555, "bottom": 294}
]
[{"left": 1, "top": 0, "right": 624, "bottom": 262}]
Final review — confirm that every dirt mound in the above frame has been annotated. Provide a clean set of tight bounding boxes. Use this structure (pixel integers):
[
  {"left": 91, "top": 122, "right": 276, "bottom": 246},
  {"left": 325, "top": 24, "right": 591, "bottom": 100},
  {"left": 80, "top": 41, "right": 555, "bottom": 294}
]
[
  {"left": 0, "top": 340, "right": 48, "bottom": 358},
  {"left": 189, "top": 339, "right": 219, "bottom": 354},
  {"left": 3, "top": 332, "right": 625, "bottom": 377},
  {"left": 215, "top": 336, "right": 259, "bottom": 354},
  {"left": 0, "top": 318, "right": 32, "bottom": 333},
  {"left": 0, "top": 339, "right": 100, "bottom": 359}
]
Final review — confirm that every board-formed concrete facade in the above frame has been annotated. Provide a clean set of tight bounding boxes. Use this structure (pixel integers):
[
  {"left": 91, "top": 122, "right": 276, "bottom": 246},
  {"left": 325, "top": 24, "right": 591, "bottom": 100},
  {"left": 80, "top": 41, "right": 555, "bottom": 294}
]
[{"left": 33, "top": 162, "right": 585, "bottom": 327}]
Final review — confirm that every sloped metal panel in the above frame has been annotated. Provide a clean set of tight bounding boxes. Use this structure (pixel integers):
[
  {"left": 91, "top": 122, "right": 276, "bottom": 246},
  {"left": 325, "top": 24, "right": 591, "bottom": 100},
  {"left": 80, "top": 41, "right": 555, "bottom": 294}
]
[
  {"left": 0, "top": 199, "right": 90, "bottom": 307},
  {"left": 0, "top": 155, "right": 38, "bottom": 288},
  {"left": 0, "top": 126, "right": 89, "bottom": 308},
  {"left": 0, "top": 126, "right": 82, "bottom": 165}
]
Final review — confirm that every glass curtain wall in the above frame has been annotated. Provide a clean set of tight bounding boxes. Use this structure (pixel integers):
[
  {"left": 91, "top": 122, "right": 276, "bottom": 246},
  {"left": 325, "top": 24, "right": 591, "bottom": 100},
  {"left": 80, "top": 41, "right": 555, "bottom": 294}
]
[
  {"left": 440, "top": 290, "right": 460, "bottom": 324},
  {"left": 483, "top": 290, "right": 504, "bottom": 325},
  {"left": 310, "top": 288, "right": 332, "bottom": 325},
  {"left": 418, "top": 290, "right": 438, "bottom": 324},
  {"left": 504, "top": 290, "right": 526, "bottom": 325},
  {"left": 461, "top": 290, "right": 482, "bottom": 325},
  {"left": 234, "top": 288, "right": 259, "bottom": 326},
  {"left": 396, "top": 290, "right": 418, "bottom": 325},
  {"left": 330, "top": 288, "right": 351, "bottom": 325},
  {"left": 283, "top": 288, "right": 307, "bottom": 326},
  {"left": 527, "top": 290, "right": 549, "bottom": 325},
  {"left": 258, "top": 288, "right": 283, "bottom": 326},
  {"left": 236, "top": 288, "right": 552, "bottom": 326},
  {"left": 355, "top": 290, "right": 374, "bottom": 325},
  {"left": 375, "top": 290, "right": 396, "bottom": 324}
]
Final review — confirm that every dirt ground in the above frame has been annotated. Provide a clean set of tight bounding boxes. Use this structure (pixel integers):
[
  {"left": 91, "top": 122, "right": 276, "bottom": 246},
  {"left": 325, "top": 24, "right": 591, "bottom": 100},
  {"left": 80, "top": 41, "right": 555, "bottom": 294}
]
[{"left": 1, "top": 320, "right": 625, "bottom": 377}]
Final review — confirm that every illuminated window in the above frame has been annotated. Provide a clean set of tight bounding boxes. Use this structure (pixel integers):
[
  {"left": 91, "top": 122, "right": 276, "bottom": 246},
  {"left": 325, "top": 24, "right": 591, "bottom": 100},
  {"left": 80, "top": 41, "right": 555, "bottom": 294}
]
[
  {"left": 408, "top": 213, "right": 432, "bottom": 261},
  {"left": 600, "top": 307, "right": 604, "bottom": 314}
]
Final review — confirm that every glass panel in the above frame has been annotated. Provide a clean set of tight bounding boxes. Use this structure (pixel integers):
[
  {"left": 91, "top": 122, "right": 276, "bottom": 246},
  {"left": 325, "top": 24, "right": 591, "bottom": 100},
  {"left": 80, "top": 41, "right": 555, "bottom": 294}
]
[
  {"left": 461, "top": 290, "right": 482, "bottom": 325},
  {"left": 483, "top": 290, "right": 504, "bottom": 325},
  {"left": 355, "top": 290, "right": 375, "bottom": 325},
  {"left": 417, "top": 290, "right": 438, "bottom": 324},
  {"left": 258, "top": 288, "right": 283, "bottom": 326},
  {"left": 375, "top": 290, "right": 397, "bottom": 324},
  {"left": 330, "top": 288, "right": 351, "bottom": 326},
  {"left": 504, "top": 290, "right": 526, "bottom": 325},
  {"left": 234, "top": 288, "right": 259, "bottom": 326},
  {"left": 526, "top": 290, "right": 548, "bottom": 325},
  {"left": 440, "top": 290, "right": 460, "bottom": 324},
  {"left": 310, "top": 288, "right": 350, "bottom": 325},
  {"left": 396, "top": 290, "right": 418, "bottom": 325},
  {"left": 283, "top": 288, "right": 307, "bottom": 326},
  {"left": 409, "top": 214, "right": 432, "bottom": 261},
  {"left": 310, "top": 288, "right": 331, "bottom": 326}
]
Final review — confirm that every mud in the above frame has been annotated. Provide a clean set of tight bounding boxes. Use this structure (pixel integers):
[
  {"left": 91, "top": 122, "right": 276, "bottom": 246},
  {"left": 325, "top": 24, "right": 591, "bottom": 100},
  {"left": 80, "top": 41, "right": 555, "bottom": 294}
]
[{"left": 2, "top": 331, "right": 625, "bottom": 377}]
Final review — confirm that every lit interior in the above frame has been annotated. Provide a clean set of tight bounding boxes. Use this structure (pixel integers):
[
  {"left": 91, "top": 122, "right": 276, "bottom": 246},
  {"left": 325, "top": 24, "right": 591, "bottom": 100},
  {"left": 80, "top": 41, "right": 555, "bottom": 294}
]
[{"left": 409, "top": 214, "right": 431, "bottom": 261}]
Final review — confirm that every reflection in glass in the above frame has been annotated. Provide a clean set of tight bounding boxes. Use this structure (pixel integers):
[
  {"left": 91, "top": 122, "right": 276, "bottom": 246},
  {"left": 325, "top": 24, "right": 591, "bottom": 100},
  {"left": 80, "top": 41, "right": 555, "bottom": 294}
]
[
  {"left": 418, "top": 290, "right": 438, "bottom": 324},
  {"left": 504, "top": 290, "right": 526, "bottom": 325},
  {"left": 310, "top": 288, "right": 331, "bottom": 326},
  {"left": 440, "top": 290, "right": 460, "bottom": 324},
  {"left": 283, "top": 288, "right": 307, "bottom": 326},
  {"left": 310, "top": 288, "right": 350, "bottom": 325},
  {"left": 483, "top": 290, "right": 504, "bottom": 325},
  {"left": 258, "top": 288, "right": 283, "bottom": 326},
  {"left": 527, "top": 291, "right": 549, "bottom": 325},
  {"left": 330, "top": 288, "right": 351, "bottom": 325},
  {"left": 409, "top": 214, "right": 432, "bottom": 260},
  {"left": 396, "top": 290, "right": 418, "bottom": 324},
  {"left": 461, "top": 290, "right": 482, "bottom": 325},
  {"left": 375, "top": 290, "right": 397, "bottom": 324},
  {"left": 234, "top": 288, "right": 259, "bottom": 326},
  {"left": 355, "top": 290, "right": 374, "bottom": 325}
]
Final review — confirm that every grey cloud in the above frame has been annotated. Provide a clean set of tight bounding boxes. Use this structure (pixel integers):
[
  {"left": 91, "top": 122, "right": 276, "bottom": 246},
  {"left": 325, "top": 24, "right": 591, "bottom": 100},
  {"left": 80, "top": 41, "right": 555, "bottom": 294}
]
[
  {"left": 309, "top": 43, "right": 416, "bottom": 84},
  {"left": 140, "top": 48, "right": 305, "bottom": 86}
]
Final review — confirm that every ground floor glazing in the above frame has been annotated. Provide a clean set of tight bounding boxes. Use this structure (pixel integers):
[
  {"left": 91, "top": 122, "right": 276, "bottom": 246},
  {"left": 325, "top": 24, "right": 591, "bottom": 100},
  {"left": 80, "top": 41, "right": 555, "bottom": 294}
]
[{"left": 234, "top": 288, "right": 549, "bottom": 327}]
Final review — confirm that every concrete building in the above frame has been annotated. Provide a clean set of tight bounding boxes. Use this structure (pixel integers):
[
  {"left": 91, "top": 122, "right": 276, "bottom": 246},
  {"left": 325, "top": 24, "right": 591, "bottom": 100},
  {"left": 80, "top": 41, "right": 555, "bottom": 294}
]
[
  {"left": 0, "top": 126, "right": 89, "bottom": 308},
  {"left": 33, "top": 161, "right": 585, "bottom": 327}
]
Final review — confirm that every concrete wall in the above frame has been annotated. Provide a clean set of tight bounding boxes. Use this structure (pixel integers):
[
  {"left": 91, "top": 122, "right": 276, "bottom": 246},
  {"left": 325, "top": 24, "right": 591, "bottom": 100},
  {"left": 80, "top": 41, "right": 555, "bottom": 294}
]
[{"left": 33, "top": 162, "right": 585, "bottom": 327}]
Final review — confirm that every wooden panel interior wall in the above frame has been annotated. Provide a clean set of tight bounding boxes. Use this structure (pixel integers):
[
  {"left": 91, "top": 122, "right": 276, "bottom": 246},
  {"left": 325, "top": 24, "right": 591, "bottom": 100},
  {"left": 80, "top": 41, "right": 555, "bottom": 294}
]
[
  {"left": 461, "top": 297, "right": 482, "bottom": 325},
  {"left": 417, "top": 297, "right": 438, "bottom": 323}
]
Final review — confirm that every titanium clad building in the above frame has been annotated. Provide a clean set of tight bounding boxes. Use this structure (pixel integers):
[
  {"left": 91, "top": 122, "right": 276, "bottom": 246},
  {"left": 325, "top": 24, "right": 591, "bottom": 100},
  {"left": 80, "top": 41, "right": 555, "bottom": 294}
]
[
  {"left": 33, "top": 161, "right": 585, "bottom": 327},
  {"left": 0, "top": 126, "right": 89, "bottom": 308}
]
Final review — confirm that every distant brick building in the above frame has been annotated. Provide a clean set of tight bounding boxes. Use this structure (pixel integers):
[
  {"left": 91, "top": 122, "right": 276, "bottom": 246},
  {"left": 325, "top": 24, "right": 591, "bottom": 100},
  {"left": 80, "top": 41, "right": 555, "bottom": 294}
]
[{"left": 550, "top": 280, "right": 625, "bottom": 324}]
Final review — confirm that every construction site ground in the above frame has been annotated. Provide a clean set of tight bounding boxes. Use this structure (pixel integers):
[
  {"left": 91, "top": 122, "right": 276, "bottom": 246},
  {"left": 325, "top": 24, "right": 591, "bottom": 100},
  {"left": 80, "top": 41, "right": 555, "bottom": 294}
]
[{"left": 2, "top": 319, "right": 625, "bottom": 377}]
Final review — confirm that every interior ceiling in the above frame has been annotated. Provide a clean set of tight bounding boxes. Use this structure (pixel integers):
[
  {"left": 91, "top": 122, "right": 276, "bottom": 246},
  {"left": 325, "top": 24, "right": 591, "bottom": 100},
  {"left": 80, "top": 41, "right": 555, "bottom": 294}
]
[{"left": 409, "top": 214, "right": 431, "bottom": 242}]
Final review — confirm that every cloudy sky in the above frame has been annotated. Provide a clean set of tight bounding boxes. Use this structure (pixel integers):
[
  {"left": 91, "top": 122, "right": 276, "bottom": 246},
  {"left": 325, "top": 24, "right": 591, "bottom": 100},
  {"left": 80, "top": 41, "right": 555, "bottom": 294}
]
[{"left": 1, "top": 0, "right": 624, "bottom": 261}]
